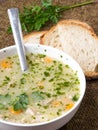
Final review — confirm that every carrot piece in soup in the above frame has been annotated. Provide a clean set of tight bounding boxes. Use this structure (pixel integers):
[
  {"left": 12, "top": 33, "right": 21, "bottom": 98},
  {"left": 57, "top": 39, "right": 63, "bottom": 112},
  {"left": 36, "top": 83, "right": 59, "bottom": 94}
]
[
  {"left": 65, "top": 103, "right": 74, "bottom": 110},
  {"left": 0, "top": 59, "right": 12, "bottom": 68},
  {"left": 9, "top": 107, "right": 22, "bottom": 115},
  {"left": 44, "top": 56, "right": 53, "bottom": 63}
]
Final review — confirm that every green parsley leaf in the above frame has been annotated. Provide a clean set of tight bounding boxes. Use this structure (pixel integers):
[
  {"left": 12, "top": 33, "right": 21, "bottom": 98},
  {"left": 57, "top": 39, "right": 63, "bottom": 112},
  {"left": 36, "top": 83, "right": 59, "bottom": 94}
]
[
  {"left": 72, "top": 94, "right": 79, "bottom": 101},
  {"left": 12, "top": 93, "right": 29, "bottom": 111}
]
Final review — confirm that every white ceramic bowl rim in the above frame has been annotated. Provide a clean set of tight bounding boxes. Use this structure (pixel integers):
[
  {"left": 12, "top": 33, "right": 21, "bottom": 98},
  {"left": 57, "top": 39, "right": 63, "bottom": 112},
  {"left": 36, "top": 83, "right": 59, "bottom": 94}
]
[{"left": 0, "top": 44, "right": 86, "bottom": 127}]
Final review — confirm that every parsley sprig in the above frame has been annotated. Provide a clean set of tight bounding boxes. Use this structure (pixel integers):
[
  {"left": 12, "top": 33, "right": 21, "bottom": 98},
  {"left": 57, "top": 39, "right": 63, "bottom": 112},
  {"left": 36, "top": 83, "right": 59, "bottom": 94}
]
[
  {"left": 12, "top": 93, "right": 29, "bottom": 111},
  {"left": 7, "top": 0, "right": 95, "bottom": 33}
]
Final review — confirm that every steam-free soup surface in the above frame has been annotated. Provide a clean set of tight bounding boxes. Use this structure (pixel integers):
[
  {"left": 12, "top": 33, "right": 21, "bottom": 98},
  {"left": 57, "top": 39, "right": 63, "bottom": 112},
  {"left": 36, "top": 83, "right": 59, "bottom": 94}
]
[{"left": 0, "top": 53, "right": 80, "bottom": 124}]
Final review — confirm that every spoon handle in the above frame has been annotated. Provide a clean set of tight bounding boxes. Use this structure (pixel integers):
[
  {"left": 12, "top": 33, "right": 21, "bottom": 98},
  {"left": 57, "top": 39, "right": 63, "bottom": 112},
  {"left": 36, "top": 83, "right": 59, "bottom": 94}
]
[{"left": 8, "top": 8, "right": 28, "bottom": 72}]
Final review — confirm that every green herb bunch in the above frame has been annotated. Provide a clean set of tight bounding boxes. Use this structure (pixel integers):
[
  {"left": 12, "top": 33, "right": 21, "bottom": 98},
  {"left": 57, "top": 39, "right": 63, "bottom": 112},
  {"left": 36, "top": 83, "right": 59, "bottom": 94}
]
[
  {"left": 12, "top": 93, "right": 29, "bottom": 111},
  {"left": 7, "top": 0, "right": 95, "bottom": 33}
]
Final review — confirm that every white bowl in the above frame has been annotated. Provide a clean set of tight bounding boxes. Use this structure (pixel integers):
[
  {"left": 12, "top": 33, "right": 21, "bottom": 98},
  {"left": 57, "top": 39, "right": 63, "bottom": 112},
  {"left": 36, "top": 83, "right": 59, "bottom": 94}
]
[{"left": 0, "top": 44, "right": 86, "bottom": 130}]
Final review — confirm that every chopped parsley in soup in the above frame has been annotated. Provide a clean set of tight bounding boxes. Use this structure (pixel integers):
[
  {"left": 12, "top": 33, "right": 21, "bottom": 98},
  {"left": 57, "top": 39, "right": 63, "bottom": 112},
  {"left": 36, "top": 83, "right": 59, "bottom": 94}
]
[{"left": 0, "top": 53, "right": 80, "bottom": 124}]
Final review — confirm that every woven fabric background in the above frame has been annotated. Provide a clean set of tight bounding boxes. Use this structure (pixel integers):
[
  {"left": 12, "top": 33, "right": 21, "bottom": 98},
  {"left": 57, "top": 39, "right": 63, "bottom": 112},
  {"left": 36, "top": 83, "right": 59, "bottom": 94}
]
[{"left": 0, "top": 0, "right": 98, "bottom": 130}]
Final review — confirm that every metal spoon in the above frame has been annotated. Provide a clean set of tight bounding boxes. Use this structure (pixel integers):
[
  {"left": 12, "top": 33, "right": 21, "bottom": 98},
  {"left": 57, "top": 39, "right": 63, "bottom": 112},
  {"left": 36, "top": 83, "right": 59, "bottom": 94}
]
[{"left": 8, "top": 8, "right": 28, "bottom": 72}]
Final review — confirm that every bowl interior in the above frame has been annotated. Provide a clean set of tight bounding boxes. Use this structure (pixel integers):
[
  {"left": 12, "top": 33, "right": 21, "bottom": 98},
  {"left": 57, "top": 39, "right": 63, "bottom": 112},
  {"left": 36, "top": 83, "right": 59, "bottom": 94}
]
[{"left": 0, "top": 44, "right": 86, "bottom": 126}]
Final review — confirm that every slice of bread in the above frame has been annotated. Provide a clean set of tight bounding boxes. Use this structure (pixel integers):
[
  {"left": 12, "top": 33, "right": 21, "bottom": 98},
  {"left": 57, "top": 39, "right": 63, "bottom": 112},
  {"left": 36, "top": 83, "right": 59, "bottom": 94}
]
[
  {"left": 41, "top": 20, "right": 98, "bottom": 79},
  {"left": 24, "top": 31, "right": 47, "bottom": 44},
  {"left": 23, "top": 19, "right": 98, "bottom": 79},
  {"left": 57, "top": 20, "right": 98, "bottom": 79}
]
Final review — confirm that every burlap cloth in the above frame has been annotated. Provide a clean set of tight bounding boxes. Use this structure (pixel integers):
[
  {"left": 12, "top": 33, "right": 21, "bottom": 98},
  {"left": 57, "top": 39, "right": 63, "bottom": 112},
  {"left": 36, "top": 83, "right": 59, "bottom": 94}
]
[{"left": 0, "top": 0, "right": 98, "bottom": 130}]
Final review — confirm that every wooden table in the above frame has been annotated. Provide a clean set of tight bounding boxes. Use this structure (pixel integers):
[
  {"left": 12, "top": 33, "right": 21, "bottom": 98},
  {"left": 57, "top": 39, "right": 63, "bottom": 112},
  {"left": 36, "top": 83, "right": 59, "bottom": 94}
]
[{"left": 0, "top": 0, "right": 98, "bottom": 130}]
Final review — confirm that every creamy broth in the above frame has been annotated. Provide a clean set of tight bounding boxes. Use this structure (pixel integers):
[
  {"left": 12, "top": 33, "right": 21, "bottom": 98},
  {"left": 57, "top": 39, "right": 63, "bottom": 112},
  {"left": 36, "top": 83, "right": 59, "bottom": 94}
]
[{"left": 0, "top": 53, "right": 80, "bottom": 124}]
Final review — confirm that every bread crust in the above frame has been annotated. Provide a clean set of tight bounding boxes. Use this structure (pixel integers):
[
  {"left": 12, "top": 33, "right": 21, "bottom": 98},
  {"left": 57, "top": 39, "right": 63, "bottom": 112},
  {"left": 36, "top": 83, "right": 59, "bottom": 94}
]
[
  {"left": 40, "top": 26, "right": 57, "bottom": 45},
  {"left": 58, "top": 19, "right": 94, "bottom": 31},
  {"left": 85, "top": 71, "right": 98, "bottom": 80},
  {"left": 57, "top": 19, "right": 98, "bottom": 40},
  {"left": 24, "top": 31, "right": 47, "bottom": 43}
]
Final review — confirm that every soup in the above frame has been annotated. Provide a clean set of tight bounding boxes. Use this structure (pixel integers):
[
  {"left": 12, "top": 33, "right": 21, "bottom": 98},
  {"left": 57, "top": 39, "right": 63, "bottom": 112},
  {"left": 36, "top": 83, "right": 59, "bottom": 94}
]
[{"left": 0, "top": 53, "right": 80, "bottom": 124}]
